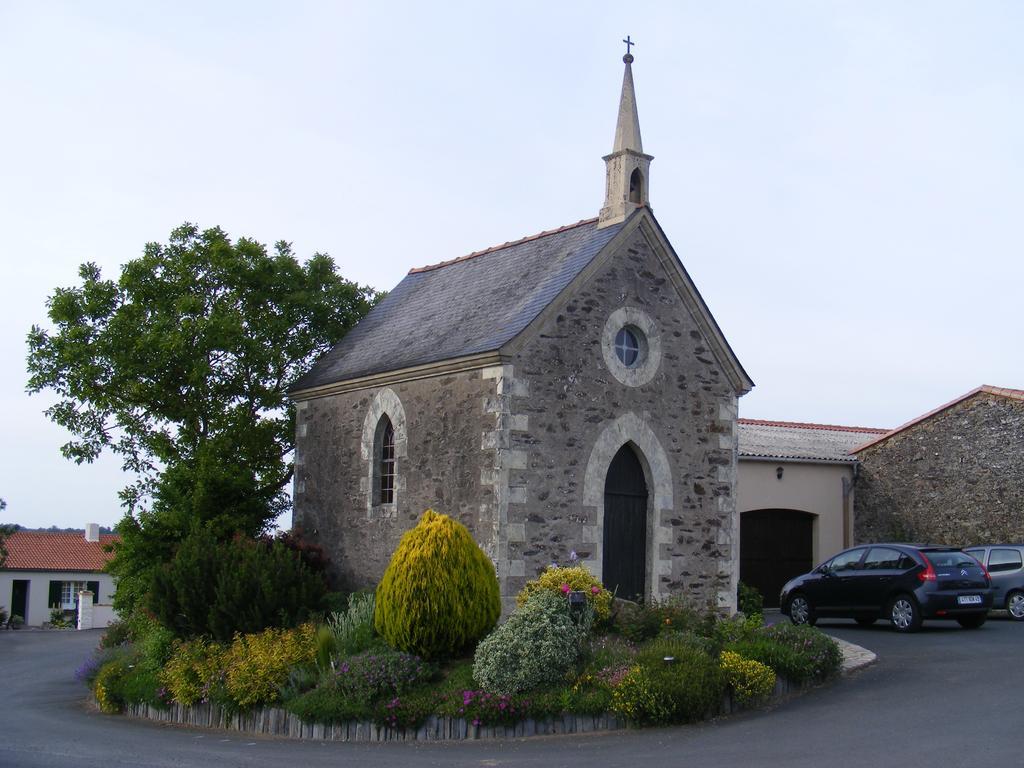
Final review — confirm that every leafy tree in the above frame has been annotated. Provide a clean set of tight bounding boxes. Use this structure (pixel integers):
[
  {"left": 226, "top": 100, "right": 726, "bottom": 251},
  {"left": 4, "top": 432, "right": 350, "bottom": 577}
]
[
  {"left": 0, "top": 498, "right": 14, "bottom": 568},
  {"left": 27, "top": 224, "right": 378, "bottom": 611}
]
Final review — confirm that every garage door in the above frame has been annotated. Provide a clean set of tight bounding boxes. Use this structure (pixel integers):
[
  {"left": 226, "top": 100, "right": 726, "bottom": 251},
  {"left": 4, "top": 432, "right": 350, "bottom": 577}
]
[{"left": 740, "top": 509, "right": 814, "bottom": 608}]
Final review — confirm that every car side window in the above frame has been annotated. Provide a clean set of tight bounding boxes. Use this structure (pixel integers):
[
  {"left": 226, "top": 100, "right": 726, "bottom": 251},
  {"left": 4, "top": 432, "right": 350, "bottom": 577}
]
[
  {"left": 989, "top": 549, "right": 1023, "bottom": 573},
  {"left": 964, "top": 549, "right": 986, "bottom": 565},
  {"left": 863, "top": 547, "right": 903, "bottom": 570},
  {"left": 827, "top": 549, "right": 864, "bottom": 573}
]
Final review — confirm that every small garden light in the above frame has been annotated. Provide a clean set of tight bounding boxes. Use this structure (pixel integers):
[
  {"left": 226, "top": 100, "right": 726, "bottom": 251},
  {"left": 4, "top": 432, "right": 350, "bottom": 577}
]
[{"left": 663, "top": 656, "right": 676, "bottom": 665}]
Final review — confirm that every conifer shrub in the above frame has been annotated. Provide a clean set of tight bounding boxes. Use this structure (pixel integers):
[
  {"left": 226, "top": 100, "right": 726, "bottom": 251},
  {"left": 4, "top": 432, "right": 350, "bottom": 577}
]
[
  {"left": 517, "top": 564, "right": 612, "bottom": 620},
  {"left": 374, "top": 509, "right": 500, "bottom": 660},
  {"left": 149, "top": 528, "right": 327, "bottom": 643},
  {"left": 473, "top": 590, "right": 591, "bottom": 694}
]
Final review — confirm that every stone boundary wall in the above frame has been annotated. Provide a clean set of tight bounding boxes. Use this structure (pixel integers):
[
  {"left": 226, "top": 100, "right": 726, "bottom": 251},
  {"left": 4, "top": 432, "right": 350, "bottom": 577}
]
[{"left": 120, "top": 676, "right": 806, "bottom": 742}]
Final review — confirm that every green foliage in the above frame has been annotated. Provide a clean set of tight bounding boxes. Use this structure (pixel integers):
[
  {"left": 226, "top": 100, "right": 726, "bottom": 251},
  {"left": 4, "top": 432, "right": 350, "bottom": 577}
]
[
  {"left": 160, "top": 637, "right": 227, "bottom": 706},
  {"left": 148, "top": 528, "right": 327, "bottom": 643},
  {"left": 517, "top": 564, "right": 612, "bottom": 620},
  {"left": 93, "top": 657, "right": 131, "bottom": 713},
  {"left": 332, "top": 648, "right": 435, "bottom": 704},
  {"left": 473, "top": 591, "right": 591, "bottom": 694},
  {"left": 374, "top": 510, "right": 500, "bottom": 660},
  {"left": 737, "top": 581, "right": 764, "bottom": 618},
  {"left": 326, "top": 592, "right": 377, "bottom": 659},
  {"left": 284, "top": 648, "right": 435, "bottom": 727},
  {"left": 719, "top": 650, "right": 776, "bottom": 706},
  {"left": 611, "top": 596, "right": 704, "bottom": 643},
  {"left": 222, "top": 624, "right": 317, "bottom": 709},
  {"left": 26, "top": 223, "right": 378, "bottom": 615},
  {"left": 99, "top": 619, "right": 133, "bottom": 649},
  {"left": 285, "top": 685, "right": 370, "bottom": 725},
  {"left": 726, "top": 624, "right": 841, "bottom": 684},
  {"left": 49, "top": 607, "right": 74, "bottom": 629},
  {"left": 610, "top": 647, "right": 725, "bottom": 725}
]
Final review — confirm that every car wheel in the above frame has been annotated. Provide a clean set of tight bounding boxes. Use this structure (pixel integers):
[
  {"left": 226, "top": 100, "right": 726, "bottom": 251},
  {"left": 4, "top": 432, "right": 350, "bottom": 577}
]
[
  {"left": 889, "top": 594, "right": 922, "bottom": 633},
  {"left": 788, "top": 594, "right": 817, "bottom": 627},
  {"left": 957, "top": 613, "right": 987, "bottom": 629},
  {"left": 1007, "top": 591, "right": 1024, "bottom": 621},
  {"left": 855, "top": 617, "right": 876, "bottom": 627}
]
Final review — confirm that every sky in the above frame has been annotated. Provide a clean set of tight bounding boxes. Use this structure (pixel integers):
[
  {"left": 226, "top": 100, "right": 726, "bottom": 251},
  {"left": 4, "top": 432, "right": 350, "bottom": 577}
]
[{"left": 1, "top": 1, "right": 1021, "bottom": 531}]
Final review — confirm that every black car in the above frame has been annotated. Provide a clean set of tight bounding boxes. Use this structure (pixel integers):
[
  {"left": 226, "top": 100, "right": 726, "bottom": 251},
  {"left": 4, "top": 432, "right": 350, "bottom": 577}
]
[{"left": 780, "top": 544, "right": 993, "bottom": 632}]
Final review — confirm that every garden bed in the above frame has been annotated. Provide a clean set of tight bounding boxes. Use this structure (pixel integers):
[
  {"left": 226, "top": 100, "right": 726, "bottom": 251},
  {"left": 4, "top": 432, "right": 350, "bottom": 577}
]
[{"left": 118, "top": 674, "right": 810, "bottom": 742}]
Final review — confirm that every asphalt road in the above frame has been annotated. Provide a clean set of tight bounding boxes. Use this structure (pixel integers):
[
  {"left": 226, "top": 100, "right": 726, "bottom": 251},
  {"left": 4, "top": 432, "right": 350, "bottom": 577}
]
[{"left": 1, "top": 618, "right": 1021, "bottom": 768}]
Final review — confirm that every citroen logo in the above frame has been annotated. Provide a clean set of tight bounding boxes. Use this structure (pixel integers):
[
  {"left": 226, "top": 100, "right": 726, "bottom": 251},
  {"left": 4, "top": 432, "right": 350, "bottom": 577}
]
[{"left": 960, "top": 569, "right": 968, "bottom": 576}]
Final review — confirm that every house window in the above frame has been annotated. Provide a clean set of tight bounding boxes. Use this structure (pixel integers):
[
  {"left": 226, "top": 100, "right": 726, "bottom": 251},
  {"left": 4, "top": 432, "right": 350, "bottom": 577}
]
[
  {"left": 379, "top": 417, "right": 396, "bottom": 505},
  {"left": 60, "top": 581, "right": 87, "bottom": 610}
]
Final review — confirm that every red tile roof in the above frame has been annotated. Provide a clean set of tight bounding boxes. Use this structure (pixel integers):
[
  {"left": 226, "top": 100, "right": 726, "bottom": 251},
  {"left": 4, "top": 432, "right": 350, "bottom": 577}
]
[
  {"left": 2, "top": 531, "right": 118, "bottom": 572},
  {"left": 852, "top": 385, "right": 1024, "bottom": 454},
  {"left": 408, "top": 217, "right": 600, "bottom": 274}
]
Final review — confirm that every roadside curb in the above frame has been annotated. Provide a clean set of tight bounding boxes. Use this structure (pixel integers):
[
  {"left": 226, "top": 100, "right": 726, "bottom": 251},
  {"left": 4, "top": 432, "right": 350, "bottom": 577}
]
[{"left": 830, "top": 636, "right": 877, "bottom": 674}]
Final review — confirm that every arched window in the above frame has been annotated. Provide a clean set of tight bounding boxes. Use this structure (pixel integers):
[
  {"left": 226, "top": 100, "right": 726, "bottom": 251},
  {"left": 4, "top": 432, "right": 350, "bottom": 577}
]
[
  {"left": 629, "top": 168, "right": 644, "bottom": 204},
  {"left": 377, "top": 416, "right": 396, "bottom": 505}
]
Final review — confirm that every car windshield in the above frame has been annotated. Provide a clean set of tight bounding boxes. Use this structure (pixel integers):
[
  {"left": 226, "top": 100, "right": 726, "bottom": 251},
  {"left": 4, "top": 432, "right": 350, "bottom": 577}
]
[{"left": 925, "top": 551, "right": 979, "bottom": 569}]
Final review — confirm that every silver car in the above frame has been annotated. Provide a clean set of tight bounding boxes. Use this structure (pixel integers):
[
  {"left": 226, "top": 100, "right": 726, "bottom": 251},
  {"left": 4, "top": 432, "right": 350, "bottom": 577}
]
[{"left": 964, "top": 545, "right": 1024, "bottom": 621}]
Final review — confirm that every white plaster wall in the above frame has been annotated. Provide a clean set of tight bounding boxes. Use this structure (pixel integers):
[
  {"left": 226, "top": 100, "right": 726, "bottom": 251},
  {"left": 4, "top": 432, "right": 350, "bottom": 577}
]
[
  {"left": 0, "top": 571, "right": 116, "bottom": 627},
  {"left": 737, "top": 460, "right": 854, "bottom": 565}
]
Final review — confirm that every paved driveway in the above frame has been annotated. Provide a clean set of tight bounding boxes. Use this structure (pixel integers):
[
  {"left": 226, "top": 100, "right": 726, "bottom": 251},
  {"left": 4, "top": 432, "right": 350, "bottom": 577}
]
[{"left": 1, "top": 619, "right": 1020, "bottom": 768}]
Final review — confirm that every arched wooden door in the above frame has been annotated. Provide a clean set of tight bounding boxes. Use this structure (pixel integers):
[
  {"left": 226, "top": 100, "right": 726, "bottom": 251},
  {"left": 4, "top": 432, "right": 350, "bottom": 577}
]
[
  {"left": 740, "top": 509, "right": 814, "bottom": 607},
  {"left": 603, "top": 445, "right": 648, "bottom": 602}
]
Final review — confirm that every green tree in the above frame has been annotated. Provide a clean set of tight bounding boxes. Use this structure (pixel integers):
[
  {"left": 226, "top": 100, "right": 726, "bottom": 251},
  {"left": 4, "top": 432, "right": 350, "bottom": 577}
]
[{"left": 27, "top": 224, "right": 378, "bottom": 612}]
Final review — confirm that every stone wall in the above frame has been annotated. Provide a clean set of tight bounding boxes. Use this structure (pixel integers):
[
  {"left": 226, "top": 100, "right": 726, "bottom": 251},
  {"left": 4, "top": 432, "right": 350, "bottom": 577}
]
[
  {"left": 293, "top": 370, "right": 498, "bottom": 592},
  {"left": 854, "top": 393, "right": 1024, "bottom": 545},
  {"left": 504, "top": 227, "right": 740, "bottom": 611}
]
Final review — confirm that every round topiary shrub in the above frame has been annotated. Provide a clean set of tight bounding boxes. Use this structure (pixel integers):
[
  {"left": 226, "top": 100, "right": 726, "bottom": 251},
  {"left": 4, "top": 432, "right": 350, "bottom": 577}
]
[
  {"left": 374, "top": 509, "right": 500, "bottom": 660},
  {"left": 473, "top": 590, "right": 591, "bottom": 694}
]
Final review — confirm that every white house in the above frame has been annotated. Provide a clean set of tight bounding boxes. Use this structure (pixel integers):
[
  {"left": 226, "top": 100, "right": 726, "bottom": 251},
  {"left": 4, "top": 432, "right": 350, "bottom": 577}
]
[{"left": 0, "top": 525, "right": 118, "bottom": 627}]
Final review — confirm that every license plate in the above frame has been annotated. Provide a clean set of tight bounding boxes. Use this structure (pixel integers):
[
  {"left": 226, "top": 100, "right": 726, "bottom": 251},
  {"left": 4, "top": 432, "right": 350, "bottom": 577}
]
[{"left": 958, "top": 595, "right": 982, "bottom": 605}]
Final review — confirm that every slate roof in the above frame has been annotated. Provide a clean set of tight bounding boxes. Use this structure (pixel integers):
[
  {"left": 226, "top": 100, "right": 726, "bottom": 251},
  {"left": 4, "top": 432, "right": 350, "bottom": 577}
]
[
  {"left": 290, "top": 217, "right": 624, "bottom": 393},
  {"left": 1, "top": 531, "right": 118, "bottom": 572},
  {"left": 738, "top": 419, "right": 889, "bottom": 463},
  {"left": 851, "top": 385, "right": 1024, "bottom": 454}
]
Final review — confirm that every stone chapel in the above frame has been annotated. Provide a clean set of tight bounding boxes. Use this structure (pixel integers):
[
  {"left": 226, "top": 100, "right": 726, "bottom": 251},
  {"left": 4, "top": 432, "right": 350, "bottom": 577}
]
[{"left": 288, "top": 50, "right": 754, "bottom": 613}]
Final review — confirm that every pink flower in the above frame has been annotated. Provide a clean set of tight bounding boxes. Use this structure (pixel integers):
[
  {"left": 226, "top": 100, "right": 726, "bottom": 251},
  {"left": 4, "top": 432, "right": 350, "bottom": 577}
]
[
  {"left": 560, "top": 583, "right": 571, "bottom": 594},
  {"left": 590, "top": 586, "right": 600, "bottom": 595}
]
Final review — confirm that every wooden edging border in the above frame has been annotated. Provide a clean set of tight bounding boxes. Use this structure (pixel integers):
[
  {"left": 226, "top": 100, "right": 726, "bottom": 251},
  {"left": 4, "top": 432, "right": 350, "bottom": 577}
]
[{"left": 119, "top": 676, "right": 813, "bottom": 742}]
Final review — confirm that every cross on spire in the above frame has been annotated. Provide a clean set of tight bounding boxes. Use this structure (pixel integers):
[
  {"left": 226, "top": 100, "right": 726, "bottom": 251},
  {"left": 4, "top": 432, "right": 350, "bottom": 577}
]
[{"left": 622, "top": 36, "right": 635, "bottom": 55}]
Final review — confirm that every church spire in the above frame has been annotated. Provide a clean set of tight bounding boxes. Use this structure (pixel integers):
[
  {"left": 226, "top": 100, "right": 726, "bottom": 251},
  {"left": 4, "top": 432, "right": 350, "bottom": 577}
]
[{"left": 598, "top": 39, "right": 654, "bottom": 229}]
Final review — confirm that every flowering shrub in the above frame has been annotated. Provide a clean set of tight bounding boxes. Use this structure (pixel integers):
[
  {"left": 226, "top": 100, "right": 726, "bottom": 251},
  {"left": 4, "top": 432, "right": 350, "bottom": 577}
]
[
  {"left": 517, "top": 563, "right": 612, "bottom": 620},
  {"left": 610, "top": 647, "right": 725, "bottom": 725},
  {"left": 332, "top": 648, "right": 434, "bottom": 703},
  {"left": 93, "top": 657, "right": 131, "bottom": 713},
  {"left": 727, "top": 623, "right": 841, "bottom": 684},
  {"left": 223, "top": 624, "right": 317, "bottom": 708},
  {"left": 160, "top": 637, "right": 227, "bottom": 706},
  {"left": 473, "top": 591, "right": 590, "bottom": 694},
  {"left": 76, "top": 647, "right": 125, "bottom": 686},
  {"left": 719, "top": 650, "right": 776, "bottom": 706}
]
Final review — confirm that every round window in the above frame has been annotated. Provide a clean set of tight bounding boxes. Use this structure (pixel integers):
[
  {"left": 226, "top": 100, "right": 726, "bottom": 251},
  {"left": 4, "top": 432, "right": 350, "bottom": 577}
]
[
  {"left": 602, "top": 308, "right": 661, "bottom": 387},
  {"left": 614, "top": 327, "right": 641, "bottom": 367}
]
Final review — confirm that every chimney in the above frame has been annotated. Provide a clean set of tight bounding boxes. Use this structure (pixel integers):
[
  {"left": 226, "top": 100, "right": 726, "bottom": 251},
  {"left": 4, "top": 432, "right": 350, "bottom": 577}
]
[{"left": 85, "top": 523, "right": 100, "bottom": 543}]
